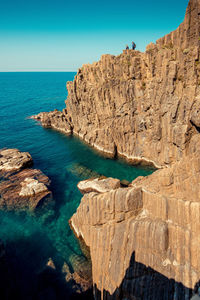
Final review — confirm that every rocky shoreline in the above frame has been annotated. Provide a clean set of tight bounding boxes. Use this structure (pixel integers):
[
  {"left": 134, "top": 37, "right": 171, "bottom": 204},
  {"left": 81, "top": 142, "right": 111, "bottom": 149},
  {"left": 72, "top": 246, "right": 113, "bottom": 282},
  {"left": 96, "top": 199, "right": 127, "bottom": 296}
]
[
  {"left": 30, "top": 0, "right": 200, "bottom": 299},
  {"left": 31, "top": 112, "right": 161, "bottom": 169},
  {"left": 0, "top": 148, "right": 94, "bottom": 299}
]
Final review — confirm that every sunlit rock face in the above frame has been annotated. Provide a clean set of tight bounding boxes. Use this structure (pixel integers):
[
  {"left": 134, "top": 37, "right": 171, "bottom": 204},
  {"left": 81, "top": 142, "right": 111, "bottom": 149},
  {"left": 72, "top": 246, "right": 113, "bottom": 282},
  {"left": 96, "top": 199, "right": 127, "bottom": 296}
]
[
  {"left": 34, "top": 0, "right": 200, "bottom": 298},
  {"left": 77, "top": 177, "right": 121, "bottom": 194},
  {"left": 0, "top": 148, "right": 52, "bottom": 211},
  {"left": 62, "top": 2, "right": 200, "bottom": 169},
  {"left": 71, "top": 145, "right": 200, "bottom": 299},
  {"left": 68, "top": 0, "right": 200, "bottom": 298},
  {"left": 35, "top": 0, "right": 200, "bottom": 169},
  {"left": 0, "top": 148, "right": 33, "bottom": 171}
]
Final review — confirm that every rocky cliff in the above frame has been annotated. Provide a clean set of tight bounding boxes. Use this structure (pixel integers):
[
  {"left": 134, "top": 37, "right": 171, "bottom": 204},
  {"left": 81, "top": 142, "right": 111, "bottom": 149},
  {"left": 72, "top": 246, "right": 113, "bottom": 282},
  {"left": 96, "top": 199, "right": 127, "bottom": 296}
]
[
  {"left": 34, "top": 0, "right": 200, "bottom": 298},
  {"left": 34, "top": 0, "right": 200, "bottom": 169}
]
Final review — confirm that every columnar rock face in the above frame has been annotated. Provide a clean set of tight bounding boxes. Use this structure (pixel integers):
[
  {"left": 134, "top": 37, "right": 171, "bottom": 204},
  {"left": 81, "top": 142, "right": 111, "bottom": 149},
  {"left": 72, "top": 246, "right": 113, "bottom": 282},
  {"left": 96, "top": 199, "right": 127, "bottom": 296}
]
[
  {"left": 77, "top": 177, "right": 121, "bottom": 194},
  {"left": 71, "top": 140, "right": 200, "bottom": 299},
  {"left": 35, "top": 0, "right": 200, "bottom": 298},
  {"left": 34, "top": 0, "right": 200, "bottom": 169},
  {"left": 0, "top": 149, "right": 52, "bottom": 211}
]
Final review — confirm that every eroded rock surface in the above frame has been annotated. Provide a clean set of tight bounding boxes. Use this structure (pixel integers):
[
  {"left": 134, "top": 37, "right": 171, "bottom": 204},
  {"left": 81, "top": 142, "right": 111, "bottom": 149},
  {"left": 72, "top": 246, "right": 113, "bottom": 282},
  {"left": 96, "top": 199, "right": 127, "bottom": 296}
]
[
  {"left": 77, "top": 177, "right": 121, "bottom": 194},
  {"left": 0, "top": 149, "right": 52, "bottom": 211},
  {"left": 32, "top": 110, "right": 72, "bottom": 135},
  {"left": 33, "top": 0, "right": 200, "bottom": 169},
  {"left": 19, "top": 177, "right": 48, "bottom": 197},
  {"left": 33, "top": 0, "right": 200, "bottom": 298},
  {"left": 71, "top": 142, "right": 200, "bottom": 299},
  {"left": 0, "top": 148, "right": 33, "bottom": 171}
]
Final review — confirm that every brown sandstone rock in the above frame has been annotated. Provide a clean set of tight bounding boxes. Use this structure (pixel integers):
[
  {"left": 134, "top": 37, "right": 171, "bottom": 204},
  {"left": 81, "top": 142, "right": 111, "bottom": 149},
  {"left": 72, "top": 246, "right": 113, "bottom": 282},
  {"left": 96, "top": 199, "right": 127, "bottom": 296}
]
[
  {"left": 34, "top": 0, "right": 200, "bottom": 168},
  {"left": 0, "top": 148, "right": 33, "bottom": 171},
  {"left": 0, "top": 149, "right": 52, "bottom": 211},
  {"left": 19, "top": 177, "right": 48, "bottom": 196},
  {"left": 77, "top": 177, "right": 121, "bottom": 194},
  {"left": 71, "top": 149, "right": 200, "bottom": 298},
  {"left": 32, "top": 109, "right": 72, "bottom": 135}
]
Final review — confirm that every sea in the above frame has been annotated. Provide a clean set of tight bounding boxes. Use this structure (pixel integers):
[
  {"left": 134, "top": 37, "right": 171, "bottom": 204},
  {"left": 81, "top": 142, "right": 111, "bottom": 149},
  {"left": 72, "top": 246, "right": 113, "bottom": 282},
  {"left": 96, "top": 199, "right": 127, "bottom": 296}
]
[{"left": 0, "top": 72, "right": 153, "bottom": 276}]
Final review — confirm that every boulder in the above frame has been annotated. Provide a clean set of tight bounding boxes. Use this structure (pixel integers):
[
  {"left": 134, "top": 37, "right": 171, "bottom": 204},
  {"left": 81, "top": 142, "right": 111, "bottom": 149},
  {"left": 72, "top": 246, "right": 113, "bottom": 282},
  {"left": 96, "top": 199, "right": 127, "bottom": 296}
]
[
  {"left": 77, "top": 177, "right": 121, "bottom": 194},
  {"left": 0, "top": 148, "right": 33, "bottom": 172},
  {"left": 0, "top": 149, "right": 52, "bottom": 211}
]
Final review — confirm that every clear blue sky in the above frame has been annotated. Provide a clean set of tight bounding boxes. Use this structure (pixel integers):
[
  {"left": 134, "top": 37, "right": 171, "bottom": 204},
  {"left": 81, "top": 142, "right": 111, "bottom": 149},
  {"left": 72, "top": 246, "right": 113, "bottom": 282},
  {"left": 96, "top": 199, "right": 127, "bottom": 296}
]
[{"left": 0, "top": 0, "right": 189, "bottom": 72}]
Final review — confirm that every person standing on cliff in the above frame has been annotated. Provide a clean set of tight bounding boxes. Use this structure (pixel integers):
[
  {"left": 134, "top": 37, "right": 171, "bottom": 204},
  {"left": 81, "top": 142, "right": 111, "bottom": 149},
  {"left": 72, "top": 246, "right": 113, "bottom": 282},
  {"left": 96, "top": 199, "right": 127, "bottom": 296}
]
[
  {"left": 132, "top": 41, "right": 136, "bottom": 50},
  {"left": 126, "top": 45, "right": 129, "bottom": 50}
]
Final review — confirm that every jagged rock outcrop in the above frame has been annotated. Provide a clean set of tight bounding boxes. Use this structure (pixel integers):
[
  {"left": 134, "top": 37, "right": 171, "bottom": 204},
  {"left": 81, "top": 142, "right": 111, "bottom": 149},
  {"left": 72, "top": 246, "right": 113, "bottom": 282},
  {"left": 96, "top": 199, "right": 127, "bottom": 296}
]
[
  {"left": 32, "top": 110, "right": 72, "bottom": 135},
  {"left": 34, "top": 0, "right": 200, "bottom": 298},
  {"left": 0, "top": 149, "right": 52, "bottom": 211}
]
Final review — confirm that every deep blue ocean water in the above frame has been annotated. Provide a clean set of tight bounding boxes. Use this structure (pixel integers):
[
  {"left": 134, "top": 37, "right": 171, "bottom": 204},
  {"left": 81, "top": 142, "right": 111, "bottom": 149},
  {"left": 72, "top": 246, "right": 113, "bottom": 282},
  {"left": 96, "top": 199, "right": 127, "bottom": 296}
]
[{"left": 0, "top": 72, "right": 153, "bottom": 273}]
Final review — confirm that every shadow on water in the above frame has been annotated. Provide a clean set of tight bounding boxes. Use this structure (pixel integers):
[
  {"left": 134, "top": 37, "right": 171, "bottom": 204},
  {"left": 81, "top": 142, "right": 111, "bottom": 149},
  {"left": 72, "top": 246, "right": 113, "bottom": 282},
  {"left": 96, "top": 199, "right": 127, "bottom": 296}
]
[
  {"left": 94, "top": 252, "right": 200, "bottom": 300},
  {"left": 0, "top": 211, "right": 93, "bottom": 300},
  {"left": 1, "top": 216, "right": 199, "bottom": 300}
]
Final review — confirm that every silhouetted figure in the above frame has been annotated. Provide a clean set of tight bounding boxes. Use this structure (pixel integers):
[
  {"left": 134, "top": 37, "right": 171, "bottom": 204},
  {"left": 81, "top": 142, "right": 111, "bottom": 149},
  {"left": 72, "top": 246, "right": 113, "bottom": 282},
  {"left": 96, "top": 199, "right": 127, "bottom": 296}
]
[
  {"left": 132, "top": 41, "right": 136, "bottom": 50},
  {"left": 126, "top": 45, "right": 129, "bottom": 50}
]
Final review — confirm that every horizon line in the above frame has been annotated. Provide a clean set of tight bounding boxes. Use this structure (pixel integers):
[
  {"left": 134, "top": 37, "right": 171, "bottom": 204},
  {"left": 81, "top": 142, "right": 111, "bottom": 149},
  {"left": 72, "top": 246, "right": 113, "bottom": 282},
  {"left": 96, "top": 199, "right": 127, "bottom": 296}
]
[{"left": 0, "top": 70, "right": 77, "bottom": 73}]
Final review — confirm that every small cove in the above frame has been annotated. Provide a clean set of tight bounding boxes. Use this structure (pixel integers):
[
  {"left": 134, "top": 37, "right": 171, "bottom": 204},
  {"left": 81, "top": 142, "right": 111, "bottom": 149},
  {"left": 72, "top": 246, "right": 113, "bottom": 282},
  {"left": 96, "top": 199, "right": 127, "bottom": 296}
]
[{"left": 0, "top": 72, "right": 154, "bottom": 275}]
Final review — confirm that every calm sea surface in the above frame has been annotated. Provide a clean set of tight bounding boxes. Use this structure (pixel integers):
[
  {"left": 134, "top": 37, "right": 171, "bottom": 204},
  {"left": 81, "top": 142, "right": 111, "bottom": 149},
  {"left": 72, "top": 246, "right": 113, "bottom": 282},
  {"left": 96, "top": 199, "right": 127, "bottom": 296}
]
[{"left": 0, "top": 72, "right": 153, "bottom": 272}]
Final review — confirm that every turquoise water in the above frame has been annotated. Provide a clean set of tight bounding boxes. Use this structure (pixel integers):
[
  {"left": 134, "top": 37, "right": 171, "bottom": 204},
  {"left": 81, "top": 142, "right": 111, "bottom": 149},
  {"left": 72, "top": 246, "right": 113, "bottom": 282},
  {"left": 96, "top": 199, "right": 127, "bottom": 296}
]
[{"left": 0, "top": 72, "right": 153, "bottom": 273}]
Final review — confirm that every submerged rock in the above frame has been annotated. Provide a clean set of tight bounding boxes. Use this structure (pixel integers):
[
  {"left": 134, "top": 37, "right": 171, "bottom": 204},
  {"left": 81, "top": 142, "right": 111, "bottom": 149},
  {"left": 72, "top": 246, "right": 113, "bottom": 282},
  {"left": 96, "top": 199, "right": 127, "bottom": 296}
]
[
  {"left": 67, "top": 163, "right": 101, "bottom": 179},
  {"left": 45, "top": 255, "right": 92, "bottom": 296},
  {"left": 0, "top": 240, "right": 93, "bottom": 300}
]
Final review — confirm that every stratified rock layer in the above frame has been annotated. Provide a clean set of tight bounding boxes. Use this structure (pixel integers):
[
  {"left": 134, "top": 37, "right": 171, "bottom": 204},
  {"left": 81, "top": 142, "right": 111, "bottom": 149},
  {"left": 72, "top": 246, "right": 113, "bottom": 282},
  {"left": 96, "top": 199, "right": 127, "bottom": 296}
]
[{"left": 0, "top": 149, "right": 52, "bottom": 211}]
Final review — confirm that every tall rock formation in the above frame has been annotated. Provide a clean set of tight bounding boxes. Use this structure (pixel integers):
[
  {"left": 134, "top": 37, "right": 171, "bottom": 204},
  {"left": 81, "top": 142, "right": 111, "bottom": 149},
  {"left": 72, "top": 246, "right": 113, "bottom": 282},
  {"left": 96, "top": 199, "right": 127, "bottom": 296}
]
[
  {"left": 34, "top": 0, "right": 200, "bottom": 169},
  {"left": 34, "top": 0, "right": 200, "bottom": 298}
]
